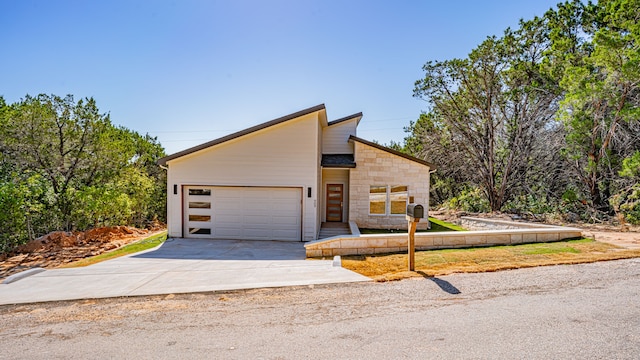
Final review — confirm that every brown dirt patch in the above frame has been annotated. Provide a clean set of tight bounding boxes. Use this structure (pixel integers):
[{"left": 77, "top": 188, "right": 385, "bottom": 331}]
[{"left": 1, "top": 225, "right": 166, "bottom": 281}]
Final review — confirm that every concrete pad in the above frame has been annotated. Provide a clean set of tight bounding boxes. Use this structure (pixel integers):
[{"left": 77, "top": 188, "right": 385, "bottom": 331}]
[
  {"left": 0, "top": 239, "right": 369, "bottom": 305},
  {"left": 2, "top": 267, "right": 46, "bottom": 284}
]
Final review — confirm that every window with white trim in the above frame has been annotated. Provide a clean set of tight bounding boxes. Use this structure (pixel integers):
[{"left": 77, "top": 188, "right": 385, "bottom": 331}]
[
  {"left": 369, "top": 185, "right": 409, "bottom": 215},
  {"left": 369, "top": 186, "right": 387, "bottom": 215},
  {"left": 389, "top": 185, "right": 408, "bottom": 215}
]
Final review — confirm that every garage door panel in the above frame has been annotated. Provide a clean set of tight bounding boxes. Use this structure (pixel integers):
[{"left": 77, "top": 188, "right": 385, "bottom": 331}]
[
  {"left": 250, "top": 192, "right": 271, "bottom": 200},
  {"left": 272, "top": 216, "right": 298, "bottom": 225},
  {"left": 246, "top": 203, "right": 272, "bottom": 212},
  {"left": 273, "top": 206, "right": 299, "bottom": 213},
  {"left": 276, "top": 190, "right": 300, "bottom": 199},
  {"left": 274, "top": 230, "right": 298, "bottom": 238},
  {"left": 243, "top": 215, "right": 269, "bottom": 225},
  {"left": 184, "top": 186, "right": 301, "bottom": 241},
  {"left": 243, "top": 229, "right": 270, "bottom": 238},
  {"left": 214, "top": 228, "right": 241, "bottom": 239},
  {"left": 214, "top": 200, "right": 242, "bottom": 210}
]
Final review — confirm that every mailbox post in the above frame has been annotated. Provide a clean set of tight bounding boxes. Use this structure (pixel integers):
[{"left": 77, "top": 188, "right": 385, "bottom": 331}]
[{"left": 406, "top": 204, "right": 424, "bottom": 271}]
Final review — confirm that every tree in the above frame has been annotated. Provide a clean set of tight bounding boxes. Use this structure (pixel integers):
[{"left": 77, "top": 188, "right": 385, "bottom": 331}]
[
  {"left": 2, "top": 94, "right": 132, "bottom": 229},
  {"left": 0, "top": 94, "right": 167, "bottom": 252},
  {"left": 413, "top": 23, "right": 559, "bottom": 211},
  {"left": 555, "top": 0, "right": 640, "bottom": 213}
]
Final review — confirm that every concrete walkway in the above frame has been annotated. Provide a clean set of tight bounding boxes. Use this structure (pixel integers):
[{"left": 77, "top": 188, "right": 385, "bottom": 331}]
[{"left": 0, "top": 239, "right": 370, "bottom": 305}]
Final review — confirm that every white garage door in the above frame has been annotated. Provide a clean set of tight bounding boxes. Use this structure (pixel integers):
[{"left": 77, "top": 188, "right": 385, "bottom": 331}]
[{"left": 183, "top": 186, "right": 302, "bottom": 241}]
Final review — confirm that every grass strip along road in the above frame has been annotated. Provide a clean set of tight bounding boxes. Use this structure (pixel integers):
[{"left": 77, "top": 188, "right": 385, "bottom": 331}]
[{"left": 342, "top": 238, "right": 640, "bottom": 281}]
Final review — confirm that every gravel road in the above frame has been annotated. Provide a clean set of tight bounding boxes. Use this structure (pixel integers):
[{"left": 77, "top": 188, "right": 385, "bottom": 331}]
[{"left": 1, "top": 259, "right": 639, "bottom": 359}]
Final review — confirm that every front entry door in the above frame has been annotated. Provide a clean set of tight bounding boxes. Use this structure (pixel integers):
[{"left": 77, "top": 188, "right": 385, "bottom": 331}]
[{"left": 326, "top": 184, "right": 343, "bottom": 222}]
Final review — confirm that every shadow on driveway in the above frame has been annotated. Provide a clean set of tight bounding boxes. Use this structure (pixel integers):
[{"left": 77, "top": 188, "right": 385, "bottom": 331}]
[{"left": 132, "top": 238, "right": 307, "bottom": 261}]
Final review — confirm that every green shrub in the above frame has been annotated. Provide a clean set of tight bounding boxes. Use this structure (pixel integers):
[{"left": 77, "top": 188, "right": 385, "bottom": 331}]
[{"left": 445, "top": 187, "right": 490, "bottom": 212}]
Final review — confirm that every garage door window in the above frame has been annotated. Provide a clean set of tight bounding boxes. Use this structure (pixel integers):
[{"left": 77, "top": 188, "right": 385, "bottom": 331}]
[
  {"left": 189, "top": 188, "right": 211, "bottom": 196},
  {"left": 189, "top": 228, "right": 211, "bottom": 235},
  {"left": 189, "top": 215, "right": 211, "bottom": 222},
  {"left": 189, "top": 201, "right": 211, "bottom": 209}
]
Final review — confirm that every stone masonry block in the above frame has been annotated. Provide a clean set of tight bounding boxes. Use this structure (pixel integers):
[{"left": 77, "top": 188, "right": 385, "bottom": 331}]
[
  {"left": 415, "top": 236, "right": 434, "bottom": 247},
  {"left": 387, "top": 237, "right": 408, "bottom": 247},
  {"left": 306, "top": 249, "right": 322, "bottom": 258},
  {"left": 326, "top": 240, "right": 342, "bottom": 249},
  {"left": 510, "top": 234, "right": 523, "bottom": 244},
  {"left": 489, "top": 234, "right": 511, "bottom": 245},
  {"left": 357, "top": 247, "right": 376, "bottom": 255},
  {"left": 341, "top": 239, "right": 366, "bottom": 249},
  {"left": 443, "top": 236, "right": 466, "bottom": 246},
  {"left": 465, "top": 235, "right": 486, "bottom": 245},
  {"left": 522, "top": 233, "right": 537, "bottom": 243},
  {"left": 559, "top": 231, "right": 582, "bottom": 240},
  {"left": 366, "top": 238, "right": 388, "bottom": 248},
  {"left": 377, "top": 247, "right": 403, "bottom": 253},
  {"left": 336, "top": 248, "right": 361, "bottom": 256},
  {"left": 537, "top": 233, "right": 559, "bottom": 242}
]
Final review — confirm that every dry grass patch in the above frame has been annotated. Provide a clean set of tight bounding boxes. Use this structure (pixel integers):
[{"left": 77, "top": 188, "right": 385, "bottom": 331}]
[{"left": 342, "top": 239, "right": 640, "bottom": 281}]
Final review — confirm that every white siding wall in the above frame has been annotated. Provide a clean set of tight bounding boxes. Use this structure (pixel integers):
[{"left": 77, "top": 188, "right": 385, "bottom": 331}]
[
  {"left": 166, "top": 113, "right": 320, "bottom": 240},
  {"left": 316, "top": 120, "right": 323, "bottom": 237},
  {"left": 322, "top": 120, "right": 357, "bottom": 154}
]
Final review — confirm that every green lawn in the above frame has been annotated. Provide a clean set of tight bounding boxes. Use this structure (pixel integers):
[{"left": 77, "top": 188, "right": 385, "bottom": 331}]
[
  {"left": 359, "top": 217, "right": 465, "bottom": 234},
  {"left": 61, "top": 231, "right": 167, "bottom": 268}
]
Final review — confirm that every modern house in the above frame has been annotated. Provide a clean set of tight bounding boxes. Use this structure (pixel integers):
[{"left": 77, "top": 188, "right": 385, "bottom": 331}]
[{"left": 158, "top": 104, "right": 434, "bottom": 241}]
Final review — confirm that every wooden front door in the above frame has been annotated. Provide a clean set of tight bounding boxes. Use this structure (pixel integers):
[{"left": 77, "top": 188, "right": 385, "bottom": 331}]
[{"left": 326, "top": 184, "right": 343, "bottom": 222}]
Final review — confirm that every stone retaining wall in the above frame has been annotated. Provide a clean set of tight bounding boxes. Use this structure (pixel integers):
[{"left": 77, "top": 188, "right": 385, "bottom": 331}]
[
  {"left": 305, "top": 220, "right": 582, "bottom": 258},
  {"left": 460, "top": 216, "right": 559, "bottom": 230}
]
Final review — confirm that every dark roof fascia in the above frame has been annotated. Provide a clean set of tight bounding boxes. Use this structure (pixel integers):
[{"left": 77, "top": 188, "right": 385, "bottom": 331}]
[
  {"left": 348, "top": 135, "right": 436, "bottom": 169},
  {"left": 327, "top": 112, "right": 363, "bottom": 127},
  {"left": 321, "top": 154, "right": 356, "bottom": 168},
  {"left": 324, "top": 164, "right": 356, "bottom": 168},
  {"left": 158, "top": 104, "right": 326, "bottom": 166}
]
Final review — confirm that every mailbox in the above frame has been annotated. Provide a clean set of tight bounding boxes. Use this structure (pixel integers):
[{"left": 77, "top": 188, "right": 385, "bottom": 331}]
[{"left": 406, "top": 204, "right": 424, "bottom": 219}]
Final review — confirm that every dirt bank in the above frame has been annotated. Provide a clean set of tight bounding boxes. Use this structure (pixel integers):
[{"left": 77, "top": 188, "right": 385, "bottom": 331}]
[{"left": 0, "top": 226, "right": 165, "bottom": 281}]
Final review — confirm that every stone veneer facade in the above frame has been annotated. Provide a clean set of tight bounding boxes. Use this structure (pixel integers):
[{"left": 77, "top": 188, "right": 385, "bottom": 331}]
[{"left": 348, "top": 141, "right": 431, "bottom": 230}]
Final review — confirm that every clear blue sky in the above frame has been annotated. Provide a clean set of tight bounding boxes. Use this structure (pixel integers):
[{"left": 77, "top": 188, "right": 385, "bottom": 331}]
[{"left": 1, "top": 0, "right": 561, "bottom": 155}]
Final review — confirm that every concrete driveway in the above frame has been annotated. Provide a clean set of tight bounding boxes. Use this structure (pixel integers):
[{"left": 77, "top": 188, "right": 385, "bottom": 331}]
[{"left": 0, "top": 239, "right": 369, "bottom": 305}]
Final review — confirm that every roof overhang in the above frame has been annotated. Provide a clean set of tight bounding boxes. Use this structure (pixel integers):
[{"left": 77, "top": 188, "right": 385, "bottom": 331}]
[
  {"left": 158, "top": 104, "right": 326, "bottom": 166},
  {"left": 327, "top": 112, "right": 363, "bottom": 127},
  {"left": 349, "top": 135, "right": 436, "bottom": 169}
]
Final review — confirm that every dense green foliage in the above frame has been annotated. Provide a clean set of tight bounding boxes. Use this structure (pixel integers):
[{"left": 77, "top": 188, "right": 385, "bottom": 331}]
[
  {"left": 406, "top": 0, "right": 640, "bottom": 224},
  {"left": 0, "top": 94, "right": 166, "bottom": 253}
]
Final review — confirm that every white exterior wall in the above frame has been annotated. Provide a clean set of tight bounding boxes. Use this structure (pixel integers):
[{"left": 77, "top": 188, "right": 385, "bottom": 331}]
[
  {"left": 322, "top": 120, "right": 357, "bottom": 154},
  {"left": 166, "top": 113, "right": 321, "bottom": 240},
  {"left": 321, "top": 169, "right": 350, "bottom": 222},
  {"left": 316, "top": 120, "right": 323, "bottom": 237}
]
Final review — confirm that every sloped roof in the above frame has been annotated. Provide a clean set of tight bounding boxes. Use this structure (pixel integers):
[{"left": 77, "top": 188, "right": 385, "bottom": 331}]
[
  {"left": 327, "top": 112, "right": 362, "bottom": 126},
  {"left": 349, "top": 135, "right": 436, "bottom": 169},
  {"left": 158, "top": 104, "right": 326, "bottom": 166}
]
